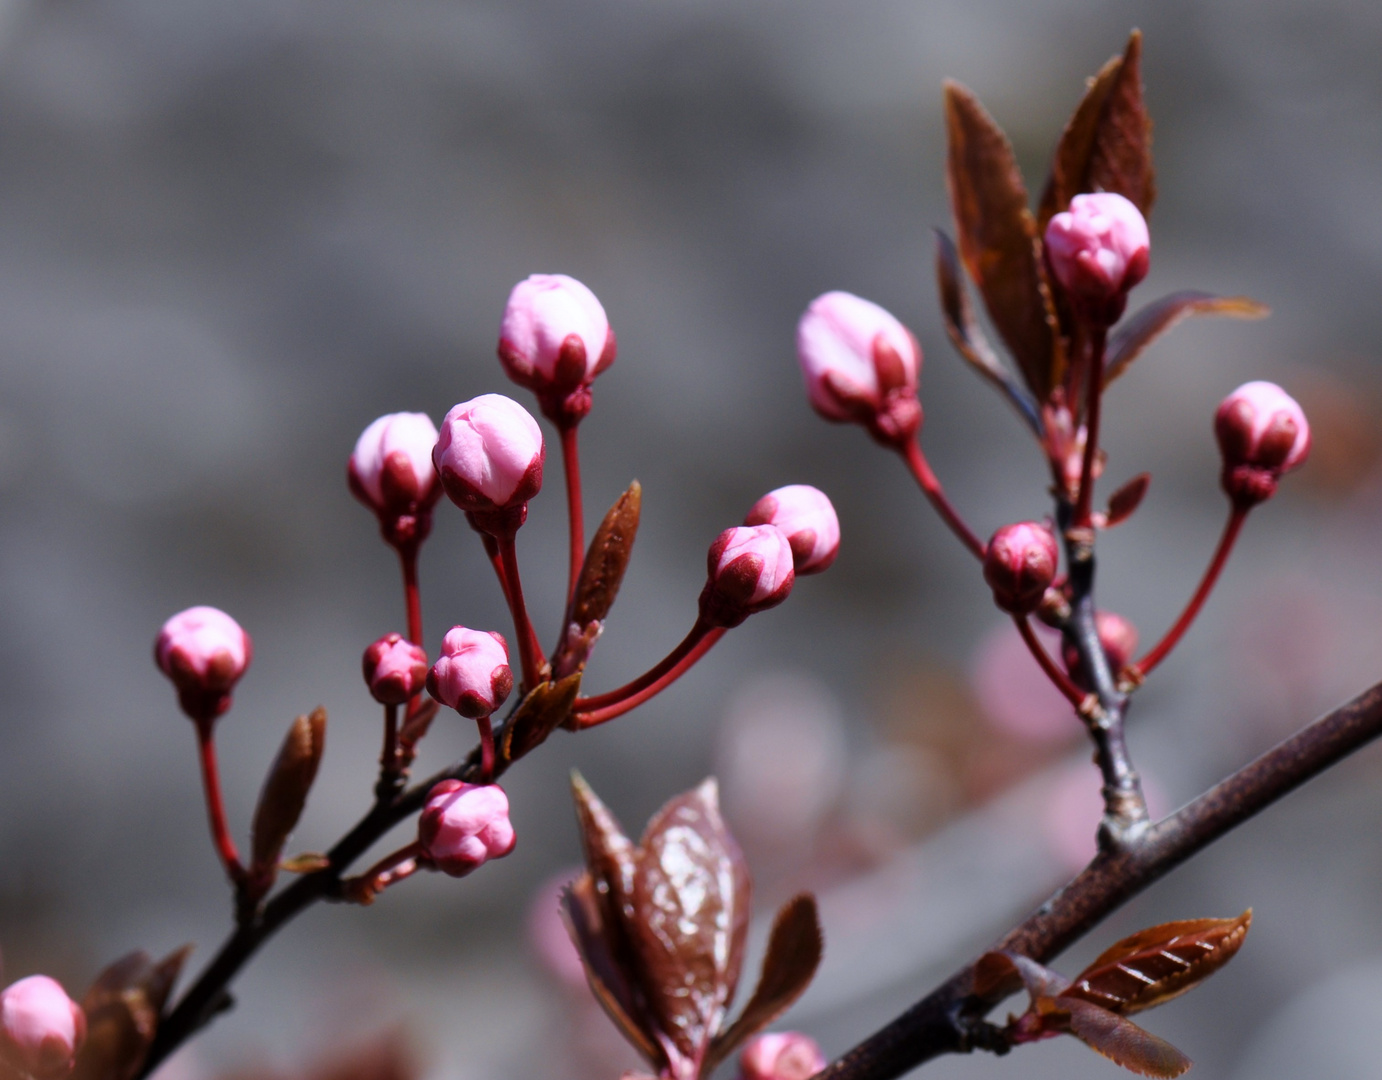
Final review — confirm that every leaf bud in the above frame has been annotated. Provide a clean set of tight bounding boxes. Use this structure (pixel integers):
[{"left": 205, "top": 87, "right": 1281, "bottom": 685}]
[
  {"left": 433, "top": 394, "right": 545, "bottom": 535},
  {"left": 699, "top": 525, "right": 796, "bottom": 629},
  {"left": 1214, "top": 381, "right": 1310, "bottom": 507},
  {"left": 362, "top": 633, "right": 429, "bottom": 705},
  {"left": 743, "top": 485, "right": 840, "bottom": 575},
  {"left": 418, "top": 780, "right": 516, "bottom": 877},
  {"left": 739, "top": 1033, "right": 827, "bottom": 1080},
  {"left": 347, "top": 413, "right": 442, "bottom": 552},
  {"left": 154, "top": 605, "right": 253, "bottom": 723},
  {"left": 1044, "top": 193, "right": 1150, "bottom": 324},
  {"left": 983, "top": 522, "right": 1059, "bottom": 615},
  {"left": 0, "top": 976, "right": 86, "bottom": 1080},
  {"left": 426, "top": 627, "right": 513, "bottom": 719},
  {"left": 1061, "top": 611, "right": 1139, "bottom": 689}
]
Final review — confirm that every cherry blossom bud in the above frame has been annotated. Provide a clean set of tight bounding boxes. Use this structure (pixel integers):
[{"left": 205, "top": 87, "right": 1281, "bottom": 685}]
[
  {"left": 1044, "top": 193, "right": 1150, "bottom": 324},
  {"left": 434, "top": 394, "right": 544, "bottom": 534},
  {"left": 1061, "top": 611, "right": 1139, "bottom": 689},
  {"left": 0, "top": 976, "right": 86, "bottom": 1080},
  {"left": 348, "top": 412, "right": 442, "bottom": 522},
  {"left": 426, "top": 627, "right": 513, "bottom": 719},
  {"left": 796, "top": 291, "right": 922, "bottom": 447},
  {"left": 744, "top": 485, "right": 840, "bottom": 575},
  {"left": 1214, "top": 381, "right": 1311, "bottom": 507},
  {"left": 155, "top": 606, "right": 253, "bottom": 722},
  {"left": 739, "top": 1032, "right": 827, "bottom": 1080},
  {"left": 498, "top": 274, "right": 616, "bottom": 424},
  {"left": 699, "top": 525, "right": 796, "bottom": 629},
  {"left": 418, "top": 779, "right": 516, "bottom": 877},
  {"left": 362, "top": 632, "right": 428, "bottom": 705},
  {"left": 983, "top": 522, "right": 1059, "bottom": 615}
]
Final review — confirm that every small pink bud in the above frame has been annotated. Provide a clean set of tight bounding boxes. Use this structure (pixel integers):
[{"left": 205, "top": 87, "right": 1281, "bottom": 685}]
[
  {"left": 739, "top": 1033, "right": 827, "bottom": 1080},
  {"left": 796, "top": 291, "right": 922, "bottom": 447},
  {"left": 433, "top": 394, "right": 544, "bottom": 533},
  {"left": 983, "top": 523, "right": 1059, "bottom": 615},
  {"left": 699, "top": 525, "right": 796, "bottom": 628},
  {"left": 1214, "top": 381, "right": 1311, "bottom": 507},
  {"left": 498, "top": 274, "right": 616, "bottom": 424},
  {"left": 744, "top": 485, "right": 840, "bottom": 575},
  {"left": 418, "top": 779, "right": 516, "bottom": 877},
  {"left": 426, "top": 627, "right": 513, "bottom": 719},
  {"left": 1044, "top": 193, "right": 1150, "bottom": 324},
  {"left": 155, "top": 606, "right": 253, "bottom": 721},
  {"left": 362, "top": 632, "right": 429, "bottom": 705},
  {"left": 1061, "top": 611, "right": 1139, "bottom": 689},
  {"left": 348, "top": 412, "right": 442, "bottom": 519},
  {"left": 0, "top": 976, "right": 86, "bottom": 1080}
]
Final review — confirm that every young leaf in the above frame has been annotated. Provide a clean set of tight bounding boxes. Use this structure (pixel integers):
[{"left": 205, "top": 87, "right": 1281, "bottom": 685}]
[
  {"left": 72, "top": 947, "right": 191, "bottom": 1080},
  {"left": 571, "top": 481, "right": 642, "bottom": 630},
  {"left": 945, "top": 81, "right": 1064, "bottom": 401},
  {"left": 1105, "top": 473, "right": 1151, "bottom": 527},
  {"left": 1062, "top": 998, "right": 1191, "bottom": 1078},
  {"left": 705, "top": 894, "right": 824, "bottom": 1071},
  {"left": 1061, "top": 910, "right": 1252, "bottom": 1016},
  {"left": 1103, "top": 293, "right": 1270, "bottom": 387},
  {"left": 569, "top": 771, "right": 639, "bottom": 925},
  {"left": 973, "top": 951, "right": 1071, "bottom": 1003},
  {"left": 498, "top": 673, "right": 581, "bottom": 765},
  {"left": 250, "top": 707, "right": 327, "bottom": 877}
]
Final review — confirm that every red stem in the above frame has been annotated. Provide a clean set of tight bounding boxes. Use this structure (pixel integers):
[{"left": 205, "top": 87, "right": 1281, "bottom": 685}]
[
  {"left": 1014, "top": 615, "right": 1086, "bottom": 709},
  {"left": 1133, "top": 504, "right": 1250, "bottom": 678},
  {"left": 195, "top": 720, "right": 246, "bottom": 887},
  {"left": 379, "top": 703, "right": 399, "bottom": 782},
  {"left": 477, "top": 714, "right": 495, "bottom": 783},
  {"left": 573, "top": 623, "right": 726, "bottom": 727},
  {"left": 560, "top": 422, "right": 585, "bottom": 610},
  {"left": 1073, "top": 327, "right": 1107, "bottom": 527},
  {"left": 495, "top": 533, "right": 547, "bottom": 690},
  {"left": 900, "top": 440, "right": 985, "bottom": 560},
  {"left": 398, "top": 547, "right": 423, "bottom": 648}
]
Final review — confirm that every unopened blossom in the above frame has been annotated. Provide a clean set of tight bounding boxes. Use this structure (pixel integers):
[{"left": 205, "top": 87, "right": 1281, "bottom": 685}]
[
  {"left": 699, "top": 524, "right": 796, "bottom": 628},
  {"left": 796, "top": 291, "right": 922, "bottom": 447},
  {"left": 744, "top": 485, "right": 840, "bottom": 575},
  {"left": 1044, "top": 193, "right": 1150, "bottom": 323},
  {"left": 155, "top": 606, "right": 253, "bottom": 721},
  {"left": 739, "top": 1032, "right": 827, "bottom": 1080},
  {"left": 427, "top": 627, "right": 513, "bottom": 719},
  {"left": 0, "top": 976, "right": 86, "bottom": 1080},
  {"left": 1214, "top": 381, "right": 1311, "bottom": 507},
  {"left": 1062, "top": 611, "right": 1139, "bottom": 689},
  {"left": 348, "top": 412, "right": 442, "bottom": 519},
  {"left": 362, "top": 632, "right": 429, "bottom": 705},
  {"left": 434, "top": 395, "right": 544, "bottom": 529},
  {"left": 498, "top": 274, "right": 615, "bottom": 422},
  {"left": 418, "top": 780, "right": 516, "bottom": 876},
  {"left": 983, "top": 522, "right": 1059, "bottom": 615}
]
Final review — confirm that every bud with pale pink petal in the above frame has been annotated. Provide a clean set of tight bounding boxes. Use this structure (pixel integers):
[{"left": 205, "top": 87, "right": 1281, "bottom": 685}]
[
  {"left": 744, "top": 485, "right": 840, "bottom": 575},
  {"left": 1044, "top": 193, "right": 1150, "bottom": 324},
  {"left": 983, "top": 522, "right": 1059, "bottom": 615},
  {"left": 699, "top": 525, "right": 796, "bottom": 628},
  {"left": 796, "top": 291, "right": 922, "bottom": 447},
  {"left": 434, "top": 394, "right": 544, "bottom": 535},
  {"left": 427, "top": 627, "right": 513, "bottom": 719},
  {"left": 1214, "top": 381, "right": 1311, "bottom": 507},
  {"left": 155, "top": 605, "right": 253, "bottom": 722},
  {"left": 347, "top": 413, "right": 443, "bottom": 551},
  {"left": 1062, "top": 611, "right": 1139, "bottom": 688},
  {"left": 0, "top": 976, "right": 86, "bottom": 1080},
  {"left": 739, "top": 1032, "right": 827, "bottom": 1080},
  {"left": 498, "top": 274, "right": 616, "bottom": 424},
  {"left": 418, "top": 779, "right": 516, "bottom": 876},
  {"left": 362, "top": 632, "right": 429, "bottom": 705}
]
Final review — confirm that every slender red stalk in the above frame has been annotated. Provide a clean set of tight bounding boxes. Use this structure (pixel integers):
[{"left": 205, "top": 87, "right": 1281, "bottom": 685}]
[
  {"left": 477, "top": 714, "right": 495, "bottom": 783},
  {"left": 1014, "top": 615, "right": 1086, "bottom": 709},
  {"left": 1133, "top": 504, "right": 1249, "bottom": 679},
  {"left": 1073, "top": 327, "right": 1107, "bottom": 527},
  {"left": 573, "top": 623, "right": 726, "bottom": 727},
  {"left": 398, "top": 547, "right": 423, "bottom": 648},
  {"left": 195, "top": 720, "right": 246, "bottom": 887},
  {"left": 344, "top": 840, "right": 424, "bottom": 902},
  {"left": 378, "top": 703, "right": 399, "bottom": 785},
  {"left": 900, "top": 440, "right": 985, "bottom": 560},
  {"left": 495, "top": 534, "right": 547, "bottom": 689},
  {"left": 560, "top": 422, "right": 585, "bottom": 609}
]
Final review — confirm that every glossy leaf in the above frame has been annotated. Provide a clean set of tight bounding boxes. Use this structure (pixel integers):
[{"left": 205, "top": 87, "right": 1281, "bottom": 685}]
[
  {"left": 498, "top": 673, "right": 581, "bottom": 765},
  {"left": 1062, "top": 998, "right": 1191, "bottom": 1078},
  {"left": 72, "top": 947, "right": 191, "bottom": 1080},
  {"left": 945, "top": 81, "right": 1064, "bottom": 401},
  {"left": 1103, "top": 292, "right": 1270, "bottom": 387},
  {"left": 1104, "top": 473, "right": 1151, "bottom": 527},
  {"left": 251, "top": 707, "right": 327, "bottom": 875},
  {"left": 705, "top": 894, "right": 824, "bottom": 1071},
  {"left": 572, "top": 481, "right": 642, "bottom": 629}
]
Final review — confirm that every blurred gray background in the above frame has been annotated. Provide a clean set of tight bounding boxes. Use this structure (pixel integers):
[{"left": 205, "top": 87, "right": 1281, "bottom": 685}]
[{"left": 2, "top": 0, "right": 1382, "bottom": 1078}]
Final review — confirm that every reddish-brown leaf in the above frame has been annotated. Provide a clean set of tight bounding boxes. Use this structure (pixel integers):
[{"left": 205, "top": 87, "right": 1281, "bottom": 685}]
[
  {"left": 569, "top": 771, "right": 639, "bottom": 932},
  {"left": 571, "top": 481, "right": 642, "bottom": 630},
  {"left": 1103, "top": 293, "right": 1270, "bottom": 387},
  {"left": 251, "top": 708, "right": 327, "bottom": 876},
  {"left": 945, "top": 82, "right": 1064, "bottom": 401},
  {"left": 1061, "top": 910, "right": 1252, "bottom": 1016},
  {"left": 72, "top": 947, "right": 191, "bottom": 1080},
  {"left": 1105, "top": 473, "right": 1151, "bottom": 527},
  {"left": 705, "top": 894, "right": 823, "bottom": 1071},
  {"left": 973, "top": 951, "right": 1070, "bottom": 1003},
  {"left": 499, "top": 673, "right": 582, "bottom": 765},
  {"left": 1062, "top": 998, "right": 1191, "bottom": 1078}
]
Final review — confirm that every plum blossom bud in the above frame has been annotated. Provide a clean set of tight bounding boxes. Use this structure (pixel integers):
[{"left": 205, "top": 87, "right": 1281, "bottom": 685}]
[
  {"left": 699, "top": 525, "right": 796, "bottom": 628},
  {"left": 1214, "top": 381, "right": 1311, "bottom": 507},
  {"left": 739, "top": 1032, "right": 827, "bottom": 1080},
  {"left": 362, "top": 632, "right": 428, "bottom": 705},
  {"left": 1061, "top": 611, "right": 1139, "bottom": 689},
  {"left": 348, "top": 412, "right": 442, "bottom": 520},
  {"left": 418, "top": 779, "right": 516, "bottom": 876},
  {"left": 796, "top": 291, "right": 922, "bottom": 447},
  {"left": 983, "top": 522, "right": 1059, "bottom": 615},
  {"left": 744, "top": 485, "right": 840, "bottom": 575},
  {"left": 498, "top": 274, "right": 615, "bottom": 424},
  {"left": 0, "top": 976, "right": 86, "bottom": 1080},
  {"left": 155, "top": 606, "right": 253, "bottom": 722},
  {"left": 427, "top": 627, "right": 513, "bottom": 718},
  {"left": 1044, "top": 193, "right": 1150, "bottom": 324},
  {"left": 434, "top": 394, "right": 544, "bottom": 534}
]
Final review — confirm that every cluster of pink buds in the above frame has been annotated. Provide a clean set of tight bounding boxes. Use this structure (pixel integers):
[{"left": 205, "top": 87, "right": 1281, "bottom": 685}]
[
  {"left": 0, "top": 976, "right": 85, "bottom": 1080},
  {"left": 1044, "top": 192, "right": 1151, "bottom": 326},
  {"left": 154, "top": 605, "right": 253, "bottom": 724},
  {"left": 738, "top": 1032, "right": 827, "bottom": 1080},
  {"left": 1215, "top": 380, "right": 1311, "bottom": 507},
  {"left": 417, "top": 779, "right": 516, "bottom": 877}
]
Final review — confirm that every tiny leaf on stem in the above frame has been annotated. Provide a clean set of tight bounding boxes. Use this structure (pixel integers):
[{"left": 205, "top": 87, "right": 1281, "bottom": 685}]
[
  {"left": 250, "top": 707, "right": 327, "bottom": 883},
  {"left": 498, "top": 673, "right": 582, "bottom": 766},
  {"left": 1062, "top": 998, "right": 1192, "bottom": 1078},
  {"left": 1104, "top": 292, "right": 1270, "bottom": 387},
  {"left": 572, "top": 481, "right": 642, "bottom": 630},
  {"left": 72, "top": 947, "right": 191, "bottom": 1080},
  {"left": 1104, "top": 473, "right": 1151, "bottom": 527}
]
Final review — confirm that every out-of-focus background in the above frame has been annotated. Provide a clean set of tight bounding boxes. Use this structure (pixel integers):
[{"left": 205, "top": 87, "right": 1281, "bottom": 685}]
[{"left": 2, "top": 1, "right": 1382, "bottom": 1078}]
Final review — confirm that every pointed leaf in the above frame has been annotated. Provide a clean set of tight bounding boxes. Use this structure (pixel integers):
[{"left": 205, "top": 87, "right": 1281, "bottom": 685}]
[
  {"left": 706, "top": 894, "right": 824, "bottom": 1070},
  {"left": 499, "top": 673, "right": 582, "bottom": 765},
  {"left": 974, "top": 951, "right": 1071, "bottom": 1003},
  {"left": 1104, "top": 293, "right": 1270, "bottom": 387},
  {"left": 1105, "top": 473, "right": 1151, "bottom": 528},
  {"left": 281, "top": 852, "right": 332, "bottom": 874},
  {"left": 1063, "top": 998, "right": 1191, "bottom": 1078},
  {"left": 73, "top": 947, "right": 191, "bottom": 1080},
  {"left": 251, "top": 708, "right": 327, "bottom": 878},
  {"left": 1062, "top": 910, "right": 1252, "bottom": 1016},
  {"left": 572, "top": 481, "right": 642, "bottom": 630}
]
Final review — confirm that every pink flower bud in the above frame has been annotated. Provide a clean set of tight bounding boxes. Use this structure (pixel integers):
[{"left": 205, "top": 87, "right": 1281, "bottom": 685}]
[
  {"left": 362, "top": 632, "right": 429, "bottom": 705},
  {"left": 982, "top": 522, "right": 1059, "bottom": 615},
  {"left": 418, "top": 779, "right": 516, "bottom": 877},
  {"left": 155, "top": 606, "right": 253, "bottom": 721},
  {"left": 347, "top": 412, "right": 442, "bottom": 519},
  {"left": 426, "top": 627, "right": 513, "bottom": 718},
  {"left": 1061, "top": 611, "right": 1139, "bottom": 689},
  {"left": 498, "top": 274, "right": 616, "bottom": 424},
  {"left": 433, "top": 394, "right": 544, "bottom": 533},
  {"left": 796, "top": 291, "right": 922, "bottom": 447},
  {"left": 1215, "top": 381, "right": 1311, "bottom": 507},
  {"left": 739, "top": 1033, "right": 827, "bottom": 1080},
  {"left": 0, "top": 976, "right": 86, "bottom": 1080},
  {"left": 699, "top": 525, "right": 796, "bottom": 628},
  {"left": 744, "top": 485, "right": 840, "bottom": 575},
  {"left": 1044, "top": 193, "right": 1150, "bottom": 323}
]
